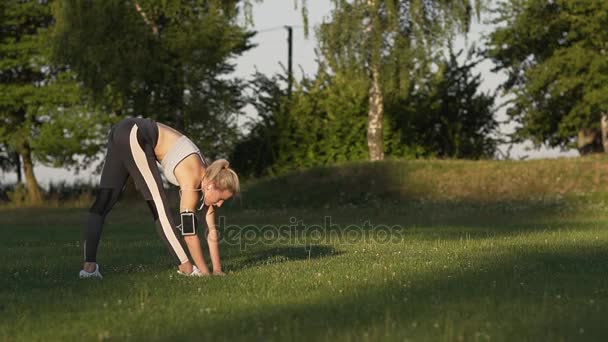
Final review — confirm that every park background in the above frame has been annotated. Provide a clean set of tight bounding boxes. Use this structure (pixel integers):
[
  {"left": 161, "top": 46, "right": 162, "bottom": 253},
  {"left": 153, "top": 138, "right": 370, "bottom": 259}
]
[
  {"left": 1, "top": 1, "right": 608, "bottom": 341},
  {"left": 0, "top": 0, "right": 589, "bottom": 194}
]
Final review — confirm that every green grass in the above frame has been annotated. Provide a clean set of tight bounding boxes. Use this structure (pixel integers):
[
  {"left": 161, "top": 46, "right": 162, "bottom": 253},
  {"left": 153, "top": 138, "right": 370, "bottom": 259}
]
[
  {"left": 238, "top": 155, "right": 608, "bottom": 208},
  {"left": 2, "top": 158, "right": 608, "bottom": 341},
  {"left": 1, "top": 200, "right": 608, "bottom": 341}
]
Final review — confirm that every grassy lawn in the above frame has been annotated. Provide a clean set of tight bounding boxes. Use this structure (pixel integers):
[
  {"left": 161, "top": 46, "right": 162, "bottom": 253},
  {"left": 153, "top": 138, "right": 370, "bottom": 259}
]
[{"left": 1, "top": 196, "right": 607, "bottom": 341}]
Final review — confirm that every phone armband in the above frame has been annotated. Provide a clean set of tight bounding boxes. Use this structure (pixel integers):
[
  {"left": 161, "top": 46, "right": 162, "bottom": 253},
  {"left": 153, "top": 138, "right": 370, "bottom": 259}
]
[{"left": 179, "top": 211, "right": 197, "bottom": 236}]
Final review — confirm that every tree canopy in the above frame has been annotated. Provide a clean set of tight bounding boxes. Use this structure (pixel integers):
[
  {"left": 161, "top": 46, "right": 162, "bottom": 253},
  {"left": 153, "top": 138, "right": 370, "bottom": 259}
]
[
  {"left": 0, "top": 0, "right": 109, "bottom": 202},
  {"left": 52, "top": 0, "right": 255, "bottom": 158},
  {"left": 487, "top": 0, "right": 608, "bottom": 153}
]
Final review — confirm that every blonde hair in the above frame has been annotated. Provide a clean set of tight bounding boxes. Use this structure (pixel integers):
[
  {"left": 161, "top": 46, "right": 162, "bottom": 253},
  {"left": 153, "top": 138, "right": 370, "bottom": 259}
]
[{"left": 203, "top": 159, "right": 240, "bottom": 194}]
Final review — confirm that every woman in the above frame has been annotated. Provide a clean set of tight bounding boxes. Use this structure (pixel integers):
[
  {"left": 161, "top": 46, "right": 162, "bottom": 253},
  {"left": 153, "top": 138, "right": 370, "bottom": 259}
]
[{"left": 79, "top": 117, "right": 239, "bottom": 279}]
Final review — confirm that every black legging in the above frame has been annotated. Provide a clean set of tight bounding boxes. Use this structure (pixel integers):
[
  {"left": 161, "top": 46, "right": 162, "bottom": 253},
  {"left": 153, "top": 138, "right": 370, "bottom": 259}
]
[{"left": 83, "top": 117, "right": 188, "bottom": 265}]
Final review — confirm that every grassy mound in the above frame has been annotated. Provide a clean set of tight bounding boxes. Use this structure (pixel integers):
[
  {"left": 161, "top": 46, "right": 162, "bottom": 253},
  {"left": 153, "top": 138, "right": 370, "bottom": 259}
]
[{"left": 236, "top": 155, "right": 608, "bottom": 209}]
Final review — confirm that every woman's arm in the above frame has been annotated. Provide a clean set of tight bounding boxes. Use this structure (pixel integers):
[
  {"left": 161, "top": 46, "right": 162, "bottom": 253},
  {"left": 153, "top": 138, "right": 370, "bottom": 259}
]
[
  {"left": 205, "top": 206, "right": 223, "bottom": 274},
  {"left": 174, "top": 155, "right": 211, "bottom": 274},
  {"left": 179, "top": 187, "right": 211, "bottom": 274},
  {"left": 183, "top": 235, "right": 210, "bottom": 274}
]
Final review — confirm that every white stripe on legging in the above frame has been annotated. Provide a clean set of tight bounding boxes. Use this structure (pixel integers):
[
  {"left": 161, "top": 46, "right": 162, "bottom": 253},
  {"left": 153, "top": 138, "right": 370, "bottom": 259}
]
[{"left": 129, "top": 125, "right": 189, "bottom": 264}]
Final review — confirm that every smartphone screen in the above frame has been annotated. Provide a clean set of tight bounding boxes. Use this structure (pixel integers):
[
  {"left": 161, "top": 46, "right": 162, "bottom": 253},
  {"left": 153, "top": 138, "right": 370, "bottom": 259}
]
[{"left": 181, "top": 213, "right": 196, "bottom": 235}]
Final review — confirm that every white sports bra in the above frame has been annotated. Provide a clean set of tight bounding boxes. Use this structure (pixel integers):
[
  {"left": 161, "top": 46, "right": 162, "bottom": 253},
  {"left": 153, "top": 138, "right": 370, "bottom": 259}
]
[{"left": 159, "top": 136, "right": 207, "bottom": 186}]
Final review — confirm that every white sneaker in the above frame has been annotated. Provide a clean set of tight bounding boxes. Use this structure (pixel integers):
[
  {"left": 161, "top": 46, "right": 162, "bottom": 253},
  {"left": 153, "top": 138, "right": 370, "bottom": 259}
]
[
  {"left": 177, "top": 265, "right": 205, "bottom": 277},
  {"left": 79, "top": 264, "right": 103, "bottom": 279}
]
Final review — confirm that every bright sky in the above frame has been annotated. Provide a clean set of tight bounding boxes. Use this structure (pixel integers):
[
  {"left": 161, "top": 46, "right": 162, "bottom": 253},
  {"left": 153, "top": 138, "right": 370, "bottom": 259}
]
[{"left": 0, "top": 0, "right": 578, "bottom": 187}]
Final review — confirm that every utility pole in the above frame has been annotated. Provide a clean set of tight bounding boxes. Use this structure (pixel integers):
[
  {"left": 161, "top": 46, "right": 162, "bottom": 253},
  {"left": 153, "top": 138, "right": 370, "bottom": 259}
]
[{"left": 285, "top": 25, "right": 293, "bottom": 97}]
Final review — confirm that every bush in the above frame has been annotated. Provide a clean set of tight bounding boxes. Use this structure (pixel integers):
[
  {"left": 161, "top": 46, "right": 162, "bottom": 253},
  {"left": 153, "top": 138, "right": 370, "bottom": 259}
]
[{"left": 5, "top": 183, "right": 28, "bottom": 205}]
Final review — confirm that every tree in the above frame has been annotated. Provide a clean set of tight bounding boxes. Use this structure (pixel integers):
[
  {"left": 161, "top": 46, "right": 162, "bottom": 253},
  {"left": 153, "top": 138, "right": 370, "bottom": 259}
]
[
  {"left": 52, "top": 0, "right": 255, "bottom": 159},
  {"left": 487, "top": 0, "right": 608, "bottom": 154},
  {"left": 231, "top": 72, "right": 287, "bottom": 178},
  {"left": 232, "top": 48, "right": 496, "bottom": 176},
  {"left": 316, "top": 0, "right": 482, "bottom": 161},
  {"left": 0, "top": 0, "right": 109, "bottom": 203},
  {"left": 232, "top": 66, "right": 370, "bottom": 177},
  {"left": 386, "top": 48, "right": 498, "bottom": 159}
]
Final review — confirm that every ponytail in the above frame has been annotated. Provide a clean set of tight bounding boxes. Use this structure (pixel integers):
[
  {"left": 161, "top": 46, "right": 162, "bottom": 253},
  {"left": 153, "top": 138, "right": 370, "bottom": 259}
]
[{"left": 204, "top": 159, "right": 240, "bottom": 194}]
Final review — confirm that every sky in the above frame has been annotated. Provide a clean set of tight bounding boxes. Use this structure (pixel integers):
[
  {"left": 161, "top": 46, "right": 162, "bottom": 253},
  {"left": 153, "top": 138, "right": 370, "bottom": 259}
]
[{"left": 0, "top": 0, "right": 578, "bottom": 187}]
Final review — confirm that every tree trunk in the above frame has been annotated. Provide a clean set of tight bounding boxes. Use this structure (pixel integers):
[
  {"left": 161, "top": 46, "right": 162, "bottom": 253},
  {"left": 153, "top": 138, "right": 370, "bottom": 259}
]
[
  {"left": 365, "top": 0, "right": 383, "bottom": 161},
  {"left": 20, "top": 142, "right": 43, "bottom": 204},
  {"left": 601, "top": 113, "right": 608, "bottom": 152},
  {"left": 367, "top": 65, "right": 384, "bottom": 161}
]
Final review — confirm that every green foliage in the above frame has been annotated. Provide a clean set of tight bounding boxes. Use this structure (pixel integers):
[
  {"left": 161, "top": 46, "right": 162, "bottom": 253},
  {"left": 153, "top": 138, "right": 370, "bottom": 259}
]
[
  {"left": 232, "top": 70, "right": 370, "bottom": 178},
  {"left": 5, "top": 183, "right": 27, "bottom": 205},
  {"left": 487, "top": 0, "right": 608, "bottom": 150},
  {"left": 52, "top": 0, "right": 255, "bottom": 159},
  {"left": 230, "top": 72, "right": 286, "bottom": 178},
  {"left": 386, "top": 48, "right": 498, "bottom": 159},
  {"left": 0, "top": 0, "right": 109, "bottom": 173},
  {"left": 269, "top": 71, "right": 369, "bottom": 174},
  {"left": 318, "top": 0, "right": 482, "bottom": 97},
  {"left": 232, "top": 48, "right": 496, "bottom": 178}
]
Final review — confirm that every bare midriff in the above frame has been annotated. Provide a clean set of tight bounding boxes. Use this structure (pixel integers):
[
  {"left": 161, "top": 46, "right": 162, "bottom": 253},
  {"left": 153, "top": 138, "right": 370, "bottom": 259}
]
[{"left": 155, "top": 123, "right": 184, "bottom": 162}]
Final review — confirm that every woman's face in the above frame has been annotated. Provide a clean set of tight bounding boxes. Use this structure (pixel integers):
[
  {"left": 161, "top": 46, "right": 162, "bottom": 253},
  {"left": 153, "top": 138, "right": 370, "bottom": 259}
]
[{"left": 203, "top": 183, "right": 233, "bottom": 208}]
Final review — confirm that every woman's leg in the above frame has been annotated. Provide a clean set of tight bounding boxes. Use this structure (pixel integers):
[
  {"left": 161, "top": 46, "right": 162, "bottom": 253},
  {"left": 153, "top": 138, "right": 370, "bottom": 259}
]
[
  {"left": 120, "top": 123, "right": 190, "bottom": 266},
  {"left": 83, "top": 128, "right": 129, "bottom": 272}
]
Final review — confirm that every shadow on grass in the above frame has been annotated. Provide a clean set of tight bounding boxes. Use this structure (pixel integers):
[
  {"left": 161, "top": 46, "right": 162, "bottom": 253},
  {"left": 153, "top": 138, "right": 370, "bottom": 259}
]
[
  {"left": 170, "top": 244, "right": 608, "bottom": 341},
  {"left": 222, "top": 245, "right": 343, "bottom": 272},
  {"left": 227, "top": 197, "right": 588, "bottom": 224},
  {"left": 217, "top": 201, "right": 604, "bottom": 246}
]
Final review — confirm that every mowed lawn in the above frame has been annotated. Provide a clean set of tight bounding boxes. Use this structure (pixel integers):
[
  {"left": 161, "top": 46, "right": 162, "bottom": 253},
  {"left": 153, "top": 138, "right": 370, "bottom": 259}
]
[{"left": 1, "top": 199, "right": 608, "bottom": 341}]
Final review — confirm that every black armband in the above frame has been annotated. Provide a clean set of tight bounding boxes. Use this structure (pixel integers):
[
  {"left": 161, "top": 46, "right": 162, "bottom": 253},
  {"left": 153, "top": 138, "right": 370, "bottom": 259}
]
[{"left": 178, "top": 210, "right": 197, "bottom": 236}]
